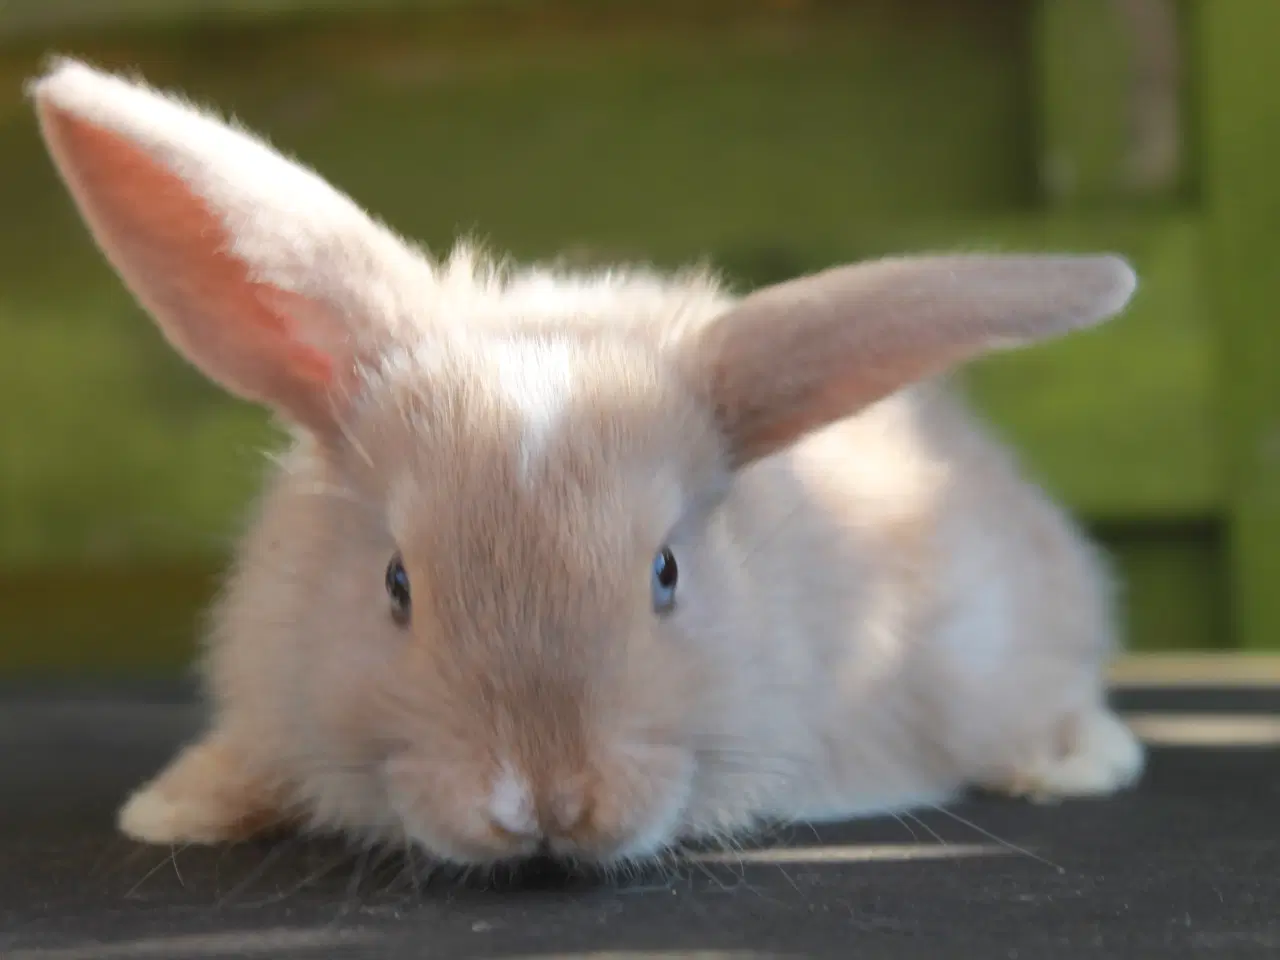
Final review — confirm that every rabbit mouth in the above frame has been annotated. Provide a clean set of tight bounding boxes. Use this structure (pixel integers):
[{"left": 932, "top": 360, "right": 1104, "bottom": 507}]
[
  {"left": 378, "top": 748, "right": 696, "bottom": 872},
  {"left": 388, "top": 803, "right": 692, "bottom": 874}
]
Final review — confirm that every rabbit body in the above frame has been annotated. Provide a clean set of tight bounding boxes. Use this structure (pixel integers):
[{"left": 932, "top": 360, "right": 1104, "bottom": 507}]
[{"left": 178, "top": 263, "right": 1140, "bottom": 861}]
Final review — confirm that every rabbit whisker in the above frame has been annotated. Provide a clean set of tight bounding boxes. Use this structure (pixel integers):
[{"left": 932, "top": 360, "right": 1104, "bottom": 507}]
[{"left": 923, "top": 803, "right": 1064, "bottom": 873}]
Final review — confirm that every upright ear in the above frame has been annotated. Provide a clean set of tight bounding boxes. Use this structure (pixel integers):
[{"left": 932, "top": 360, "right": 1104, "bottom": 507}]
[
  {"left": 681, "top": 253, "right": 1137, "bottom": 467},
  {"left": 27, "top": 57, "right": 430, "bottom": 437}
]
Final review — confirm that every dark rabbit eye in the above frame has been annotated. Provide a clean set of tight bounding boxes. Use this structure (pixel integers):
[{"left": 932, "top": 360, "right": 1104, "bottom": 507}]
[
  {"left": 385, "top": 552, "right": 411, "bottom": 626},
  {"left": 651, "top": 546, "right": 678, "bottom": 614}
]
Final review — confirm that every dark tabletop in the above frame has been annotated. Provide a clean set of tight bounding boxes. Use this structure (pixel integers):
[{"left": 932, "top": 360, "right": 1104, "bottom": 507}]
[{"left": 1, "top": 680, "right": 1277, "bottom": 960}]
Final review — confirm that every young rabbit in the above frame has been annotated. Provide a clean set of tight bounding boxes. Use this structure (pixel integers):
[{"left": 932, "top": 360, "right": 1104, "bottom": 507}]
[{"left": 30, "top": 57, "right": 1144, "bottom": 868}]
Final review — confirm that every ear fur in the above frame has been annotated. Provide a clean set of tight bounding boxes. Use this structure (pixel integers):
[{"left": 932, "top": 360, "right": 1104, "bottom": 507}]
[
  {"left": 685, "top": 253, "right": 1137, "bottom": 467},
  {"left": 28, "top": 56, "right": 431, "bottom": 436}
]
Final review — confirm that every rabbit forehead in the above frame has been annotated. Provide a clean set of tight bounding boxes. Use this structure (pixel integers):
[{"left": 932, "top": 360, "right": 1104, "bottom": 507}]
[
  {"left": 360, "top": 328, "right": 723, "bottom": 549},
  {"left": 485, "top": 335, "right": 585, "bottom": 481}
]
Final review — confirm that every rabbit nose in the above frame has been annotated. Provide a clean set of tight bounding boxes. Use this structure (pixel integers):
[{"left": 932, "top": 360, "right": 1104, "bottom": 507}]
[
  {"left": 485, "top": 766, "right": 588, "bottom": 844},
  {"left": 487, "top": 768, "right": 541, "bottom": 842}
]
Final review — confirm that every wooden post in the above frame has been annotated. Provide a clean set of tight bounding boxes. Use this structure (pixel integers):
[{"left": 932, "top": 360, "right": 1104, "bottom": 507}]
[
  {"left": 1199, "top": 0, "right": 1280, "bottom": 650},
  {"left": 1033, "top": 0, "right": 1184, "bottom": 206}
]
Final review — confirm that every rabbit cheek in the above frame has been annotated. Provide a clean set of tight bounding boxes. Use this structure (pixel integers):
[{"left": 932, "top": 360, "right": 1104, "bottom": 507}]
[
  {"left": 381, "top": 755, "right": 527, "bottom": 865},
  {"left": 566, "top": 742, "right": 696, "bottom": 864}
]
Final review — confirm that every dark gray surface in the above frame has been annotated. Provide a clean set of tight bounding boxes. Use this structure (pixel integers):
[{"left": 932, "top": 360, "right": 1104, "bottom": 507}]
[{"left": 1, "top": 685, "right": 1277, "bottom": 959}]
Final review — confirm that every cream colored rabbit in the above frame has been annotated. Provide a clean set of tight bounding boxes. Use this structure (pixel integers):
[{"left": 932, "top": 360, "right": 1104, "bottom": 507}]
[{"left": 30, "top": 57, "right": 1143, "bottom": 867}]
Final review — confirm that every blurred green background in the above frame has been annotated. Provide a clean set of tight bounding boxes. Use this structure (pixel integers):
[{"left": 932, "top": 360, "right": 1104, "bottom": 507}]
[{"left": 2, "top": 0, "right": 1279, "bottom": 676}]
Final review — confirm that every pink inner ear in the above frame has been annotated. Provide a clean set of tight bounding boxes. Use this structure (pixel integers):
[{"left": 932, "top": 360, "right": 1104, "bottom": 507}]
[{"left": 42, "top": 107, "right": 339, "bottom": 429}]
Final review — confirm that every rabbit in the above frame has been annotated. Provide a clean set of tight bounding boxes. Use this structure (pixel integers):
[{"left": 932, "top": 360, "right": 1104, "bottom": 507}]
[{"left": 29, "top": 57, "right": 1144, "bottom": 868}]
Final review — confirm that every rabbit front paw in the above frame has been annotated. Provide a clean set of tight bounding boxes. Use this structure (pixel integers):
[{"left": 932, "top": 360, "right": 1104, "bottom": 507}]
[{"left": 117, "top": 731, "right": 287, "bottom": 846}]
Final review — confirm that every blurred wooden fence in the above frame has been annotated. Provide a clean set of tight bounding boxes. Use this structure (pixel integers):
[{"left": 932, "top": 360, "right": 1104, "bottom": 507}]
[{"left": 0, "top": 0, "right": 1276, "bottom": 674}]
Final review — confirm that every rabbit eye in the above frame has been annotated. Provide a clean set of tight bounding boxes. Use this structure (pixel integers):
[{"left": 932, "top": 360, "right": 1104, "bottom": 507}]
[
  {"left": 385, "top": 552, "right": 411, "bottom": 626},
  {"left": 651, "top": 546, "right": 678, "bottom": 614}
]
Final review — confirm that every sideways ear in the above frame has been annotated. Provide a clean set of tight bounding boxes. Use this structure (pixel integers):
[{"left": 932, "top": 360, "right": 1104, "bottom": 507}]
[
  {"left": 28, "top": 57, "right": 429, "bottom": 436},
  {"left": 685, "top": 253, "right": 1137, "bottom": 467}
]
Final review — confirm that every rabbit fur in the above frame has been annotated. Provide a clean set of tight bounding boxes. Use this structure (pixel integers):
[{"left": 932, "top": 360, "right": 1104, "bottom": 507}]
[{"left": 28, "top": 57, "right": 1144, "bottom": 868}]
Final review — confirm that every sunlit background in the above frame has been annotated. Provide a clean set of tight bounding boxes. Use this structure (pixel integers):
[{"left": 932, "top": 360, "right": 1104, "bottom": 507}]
[{"left": 1, "top": 0, "right": 1277, "bottom": 678}]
